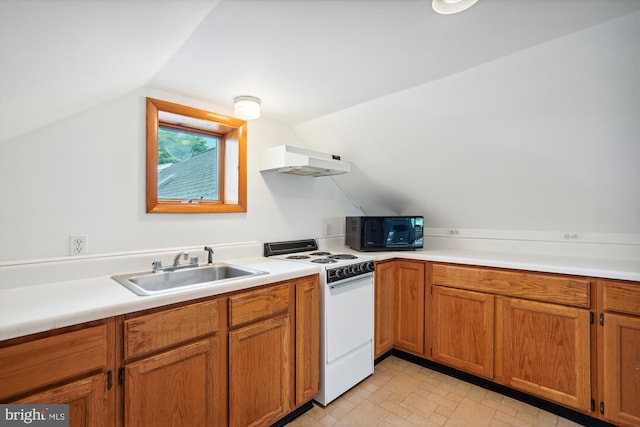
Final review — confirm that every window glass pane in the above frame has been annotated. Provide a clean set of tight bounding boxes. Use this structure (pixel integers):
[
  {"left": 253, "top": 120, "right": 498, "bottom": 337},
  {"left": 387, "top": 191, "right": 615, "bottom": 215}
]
[{"left": 157, "top": 126, "right": 220, "bottom": 201}]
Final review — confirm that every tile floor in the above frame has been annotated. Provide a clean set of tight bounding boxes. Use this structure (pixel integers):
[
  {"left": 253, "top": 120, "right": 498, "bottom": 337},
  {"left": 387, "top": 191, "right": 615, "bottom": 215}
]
[{"left": 287, "top": 356, "right": 586, "bottom": 427}]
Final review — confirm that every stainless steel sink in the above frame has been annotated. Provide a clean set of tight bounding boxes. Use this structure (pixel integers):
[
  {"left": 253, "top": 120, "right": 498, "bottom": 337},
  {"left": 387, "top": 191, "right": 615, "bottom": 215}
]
[{"left": 112, "top": 263, "right": 268, "bottom": 296}]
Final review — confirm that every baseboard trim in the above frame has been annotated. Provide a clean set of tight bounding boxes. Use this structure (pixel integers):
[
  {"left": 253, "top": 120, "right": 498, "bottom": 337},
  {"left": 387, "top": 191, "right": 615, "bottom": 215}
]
[{"left": 271, "top": 400, "right": 314, "bottom": 427}]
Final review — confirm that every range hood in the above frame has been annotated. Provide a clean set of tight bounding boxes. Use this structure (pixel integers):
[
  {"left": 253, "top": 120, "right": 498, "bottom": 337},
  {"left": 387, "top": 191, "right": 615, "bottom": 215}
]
[{"left": 260, "top": 145, "right": 350, "bottom": 177}]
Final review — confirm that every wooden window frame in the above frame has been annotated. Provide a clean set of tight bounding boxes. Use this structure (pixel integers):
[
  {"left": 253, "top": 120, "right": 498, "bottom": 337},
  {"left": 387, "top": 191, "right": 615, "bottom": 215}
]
[{"left": 146, "top": 98, "right": 247, "bottom": 213}]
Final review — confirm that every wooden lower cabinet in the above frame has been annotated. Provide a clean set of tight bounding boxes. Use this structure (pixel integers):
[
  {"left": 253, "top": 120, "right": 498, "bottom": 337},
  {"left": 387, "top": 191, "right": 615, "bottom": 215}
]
[
  {"left": 394, "top": 261, "right": 425, "bottom": 355},
  {"left": 431, "top": 286, "right": 494, "bottom": 379},
  {"left": 124, "top": 338, "right": 221, "bottom": 427},
  {"left": 228, "top": 315, "right": 291, "bottom": 427},
  {"left": 227, "top": 278, "right": 318, "bottom": 427},
  {"left": 0, "top": 321, "right": 115, "bottom": 427},
  {"left": 373, "top": 259, "right": 425, "bottom": 358},
  {"left": 601, "top": 280, "right": 640, "bottom": 427},
  {"left": 503, "top": 298, "right": 591, "bottom": 412},
  {"left": 295, "top": 276, "right": 320, "bottom": 405},
  {"left": 430, "top": 263, "right": 599, "bottom": 417},
  {"left": 122, "top": 298, "right": 225, "bottom": 427},
  {"left": 12, "top": 374, "right": 110, "bottom": 427},
  {"left": 374, "top": 261, "right": 395, "bottom": 358},
  {"left": 1, "top": 276, "right": 321, "bottom": 427},
  {"left": 602, "top": 313, "right": 640, "bottom": 426}
]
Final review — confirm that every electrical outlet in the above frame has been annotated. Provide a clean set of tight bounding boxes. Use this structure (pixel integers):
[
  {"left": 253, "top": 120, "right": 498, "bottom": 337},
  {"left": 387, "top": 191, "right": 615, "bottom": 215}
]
[
  {"left": 447, "top": 229, "right": 460, "bottom": 236},
  {"left": 563, "top": 232, "right": 582, "bottom": 241},
  {"left": 69, "top": 235, "right": 88, "bottom": 255}
]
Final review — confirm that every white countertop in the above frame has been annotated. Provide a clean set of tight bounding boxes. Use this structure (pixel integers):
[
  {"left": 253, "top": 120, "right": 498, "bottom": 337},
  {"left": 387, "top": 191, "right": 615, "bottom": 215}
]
[
  {"left": 0, "top": 257, "right": 319, "bottom": 341},
  {"left": 372, "top": 248, "right": 640, "bottom": 282},
  {"left": 1, "top": 248, "right": 638, "bottom": 342}
]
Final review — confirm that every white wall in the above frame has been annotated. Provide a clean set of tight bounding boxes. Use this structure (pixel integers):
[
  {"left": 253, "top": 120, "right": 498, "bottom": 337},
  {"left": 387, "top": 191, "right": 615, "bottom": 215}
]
[
  {"left": 2, "top": 12, "right": 638, "bottom": 262},
  {"left": 0, "top": 88, "right": 363, "bottom": 262},
  {"left": 296, "top": 11, "right": 640, "bottom": 235}
]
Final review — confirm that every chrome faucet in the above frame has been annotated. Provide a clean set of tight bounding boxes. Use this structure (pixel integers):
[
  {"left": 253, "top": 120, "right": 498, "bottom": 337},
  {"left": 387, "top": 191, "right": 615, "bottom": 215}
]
[
  {"left": 152, "top": 251, "right": 199, "bottom": 273},
  {"left": 173, "top": 251, "right": 189, "bottom": 266}
]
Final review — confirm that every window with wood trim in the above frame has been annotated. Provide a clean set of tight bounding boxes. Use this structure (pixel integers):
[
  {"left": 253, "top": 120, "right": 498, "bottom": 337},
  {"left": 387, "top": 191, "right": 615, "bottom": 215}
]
[{"left": 146, "top": 98, "right": 247, "bottom": 213}]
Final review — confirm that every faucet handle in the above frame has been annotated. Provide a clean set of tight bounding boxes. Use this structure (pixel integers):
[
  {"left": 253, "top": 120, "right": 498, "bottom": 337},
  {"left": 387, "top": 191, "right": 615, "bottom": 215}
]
[
  {"left": 152, "top": 261, "right": 163, "bottom": 272},
  {"left": 190, "top": 256, "right": 199, "bottom": 265}
]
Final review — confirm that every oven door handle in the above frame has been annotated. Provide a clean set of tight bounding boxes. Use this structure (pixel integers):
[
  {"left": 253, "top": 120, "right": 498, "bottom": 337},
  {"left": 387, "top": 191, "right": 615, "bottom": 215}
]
[{"left": 328, "top": 273, "right": 373, "bottom": 290}]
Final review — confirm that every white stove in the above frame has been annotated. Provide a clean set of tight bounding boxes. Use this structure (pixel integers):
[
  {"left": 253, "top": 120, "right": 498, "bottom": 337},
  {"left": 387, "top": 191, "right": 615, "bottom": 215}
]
[{"left": 264, "top": 239, "right": 375, "bottom": 406}]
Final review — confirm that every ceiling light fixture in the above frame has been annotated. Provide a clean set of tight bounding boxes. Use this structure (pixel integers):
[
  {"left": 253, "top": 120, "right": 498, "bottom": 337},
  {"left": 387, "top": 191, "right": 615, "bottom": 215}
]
[
  {"left": 234, "top": 95, "right": 261, "bottom": 120},
  {"left": 432, "top": 0, "right": 478, "bottom": 14}
]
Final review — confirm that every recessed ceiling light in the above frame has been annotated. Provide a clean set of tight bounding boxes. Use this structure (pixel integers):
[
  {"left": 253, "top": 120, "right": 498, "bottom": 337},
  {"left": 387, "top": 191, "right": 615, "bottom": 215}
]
[{"left": 432, "top": 0, "right": 479, "bottom": 15}]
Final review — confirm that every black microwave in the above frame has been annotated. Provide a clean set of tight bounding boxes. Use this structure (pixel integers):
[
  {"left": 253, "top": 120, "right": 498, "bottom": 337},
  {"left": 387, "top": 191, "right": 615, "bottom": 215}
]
[{"left": 345, "top": 216, "right": 424, "bottom": 251}]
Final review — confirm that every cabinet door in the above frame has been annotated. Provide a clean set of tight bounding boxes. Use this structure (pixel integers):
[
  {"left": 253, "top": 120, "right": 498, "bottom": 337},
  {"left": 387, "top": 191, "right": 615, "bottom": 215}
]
[
  {"left": 432, "top": 286, "right": 494, "bottom": 378},
  {"left": 504, "top": 298, "right": 590, "bottom": 411},
  {"left": 295, "top": 276, "right": 320, "bottom": 405},
  {"left": 374, "top": 261, "right": 395, "bottom": 358},
  {"left": 124, "top": 338, "right": 221, "bottom": 427},
  {"left": 603, "top": 313, "right": 640, "bottom": 427},
  {"left": 229, "top": 315, "right": 291, "bottom": 427},
  {"left": 0, "top": 324, "right": 108, "bottom": 401},
  {"left": 12, "top": 373, "right": 111, "bottom": 427},
  {"left": 394, "top": 261, "right": 425, "bottom": 355}
]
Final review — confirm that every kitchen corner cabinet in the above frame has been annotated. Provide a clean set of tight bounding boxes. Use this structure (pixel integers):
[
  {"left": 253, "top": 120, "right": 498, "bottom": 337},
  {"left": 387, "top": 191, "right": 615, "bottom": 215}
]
[
  {"left": 373, "top": 259, "right": 426, "bottom": 358},
  {"left": 599, "top": 279, "right": 640, "bottom": 427},
  {"left": 430, "top": 263, "right": 593, "bottom": 413},
  {"left": 0, "top": 320, "right": 117, "bottom": 427},
  {"left": 394, "top": 260, "right": 425, "bottom": 355},
  {"left": 374, "top": 260, "right": 395, "bottom": 358}
]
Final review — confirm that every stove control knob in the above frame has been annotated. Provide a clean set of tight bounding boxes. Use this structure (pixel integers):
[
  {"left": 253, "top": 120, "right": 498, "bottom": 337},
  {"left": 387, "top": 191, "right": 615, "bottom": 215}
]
[{"left": 367, "top": 261, "right": 375, "bottom": 272}]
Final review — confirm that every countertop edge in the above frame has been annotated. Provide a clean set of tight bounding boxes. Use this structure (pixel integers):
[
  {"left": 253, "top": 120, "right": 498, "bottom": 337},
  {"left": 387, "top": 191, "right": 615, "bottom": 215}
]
[
  {"left": 0, "top": 258, "right": 319, "bottom": 341},
  {"left": 2, "top": 249, "right": 638, "bottom": 341}
]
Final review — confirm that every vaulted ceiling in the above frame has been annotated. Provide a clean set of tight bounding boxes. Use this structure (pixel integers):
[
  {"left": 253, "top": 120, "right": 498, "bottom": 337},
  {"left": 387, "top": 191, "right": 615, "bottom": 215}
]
[{"left": 2, "top": 0, "right": 639, "bottom": 142}]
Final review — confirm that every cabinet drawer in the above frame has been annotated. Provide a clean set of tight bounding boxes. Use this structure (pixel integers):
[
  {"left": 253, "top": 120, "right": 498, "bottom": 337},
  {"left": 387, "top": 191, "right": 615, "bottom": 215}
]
[
  {"left": 0, "top": 324, "right": 108, "bottom": 400},
  {"left": 229, "top": 283, "right": 290, "bottom": 328},
  {"left": 125, "top": 299, "right": 219, "bottom": 359},
  {"left": 432, "top": 263, "right": 590, "bottom": 308},
  {"left": 603, "top": 280, "right": 640, "bottom": 316}
]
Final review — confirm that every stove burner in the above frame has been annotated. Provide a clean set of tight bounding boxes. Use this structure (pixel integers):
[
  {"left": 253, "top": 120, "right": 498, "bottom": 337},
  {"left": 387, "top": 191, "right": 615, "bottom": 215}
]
[
  {"left": 287, "top": 255, "right": 311, "bottom": 259},
  {"left": 328, "top": 254, "right": 357, "bottom": 260},
  {"left": 311, "top": 258, "right": 338, "bottom": 264},
  {"left": 310, "top": 251, "right": 331, "bottom": 256}
]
